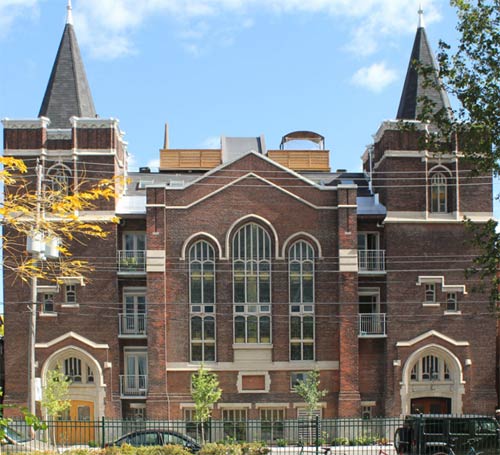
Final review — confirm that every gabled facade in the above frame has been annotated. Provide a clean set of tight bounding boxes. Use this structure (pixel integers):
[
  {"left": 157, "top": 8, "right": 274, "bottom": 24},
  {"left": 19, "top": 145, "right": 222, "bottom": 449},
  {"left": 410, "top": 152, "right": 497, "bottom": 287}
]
[{"left": 2, "top": 4, "right": 496, "bottom": 426}]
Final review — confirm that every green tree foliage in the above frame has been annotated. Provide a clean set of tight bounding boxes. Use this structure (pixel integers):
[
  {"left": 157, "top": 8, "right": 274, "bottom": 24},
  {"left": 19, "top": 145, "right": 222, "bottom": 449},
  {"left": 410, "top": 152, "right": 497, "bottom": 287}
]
[
  {"left": 191, "top": 364, "right": 222, "bottom": 443},
  {"left": 41, "top": 367, "right": 71, "bottom": 444},
  {"left": 293, "top": 370, "right": 327, "bottom": 417}
]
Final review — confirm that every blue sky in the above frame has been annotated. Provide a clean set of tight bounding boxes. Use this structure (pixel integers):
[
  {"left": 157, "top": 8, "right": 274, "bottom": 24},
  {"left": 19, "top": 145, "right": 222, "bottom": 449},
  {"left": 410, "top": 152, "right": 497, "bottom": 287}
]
[{"left": 0, "top": 0, "right": 461, "bottom": 173}]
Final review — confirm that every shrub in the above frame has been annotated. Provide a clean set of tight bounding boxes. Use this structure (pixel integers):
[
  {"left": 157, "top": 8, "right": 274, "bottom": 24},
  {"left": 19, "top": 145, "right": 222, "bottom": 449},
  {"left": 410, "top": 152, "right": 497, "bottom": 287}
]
[
  {"left": 331, "top": 437, "right": 349, "bottom": 446},
  {"left": 201, "top": 443, "right": 243, "bottom": 455},
  {"left": 275, "top": 439, "right": 288, "bottom": 447},
  {"left": 240, "top": 442, "right": 269, "bottom": 455}
]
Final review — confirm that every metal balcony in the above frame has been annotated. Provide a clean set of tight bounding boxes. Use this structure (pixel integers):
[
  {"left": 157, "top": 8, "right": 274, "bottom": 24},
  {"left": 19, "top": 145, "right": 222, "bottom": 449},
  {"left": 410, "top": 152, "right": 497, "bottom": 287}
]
[
  {"left": 119, "top": 313, "right": 147, "bottom": 337},
  {"left": 358, "top": 313, "right": 387, "bottom": 337},
  {"left": 358, "top": 249, "right": 385, "bottom": 272},
  {"left": 117, "top": 250, "right": 146, "bottom": 274},
  {"left": 120, "top": 375, "right": 148, "bottom": 398}
]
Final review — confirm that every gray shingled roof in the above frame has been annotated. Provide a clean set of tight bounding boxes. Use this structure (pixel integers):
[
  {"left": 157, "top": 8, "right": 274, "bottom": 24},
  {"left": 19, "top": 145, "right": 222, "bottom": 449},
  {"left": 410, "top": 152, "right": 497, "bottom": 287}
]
[
  {"left": 396, "top": 25, "right": 452, "bottom": 120},
  {"left": 38, "top": 23, "right": 96, "bottom": 129}
]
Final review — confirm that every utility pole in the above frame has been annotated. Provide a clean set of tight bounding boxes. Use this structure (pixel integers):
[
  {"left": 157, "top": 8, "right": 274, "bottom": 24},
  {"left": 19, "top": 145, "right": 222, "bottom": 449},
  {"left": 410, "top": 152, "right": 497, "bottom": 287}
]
[{"left": 27, "top": 160, "right": 43, "bottom": 416}]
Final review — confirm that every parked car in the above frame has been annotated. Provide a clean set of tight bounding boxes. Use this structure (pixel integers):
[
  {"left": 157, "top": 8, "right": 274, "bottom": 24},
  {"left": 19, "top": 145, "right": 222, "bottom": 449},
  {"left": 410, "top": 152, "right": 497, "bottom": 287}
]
[
  {"left": 394, "top": 414, "right": 500, "bottom": 455},
  {"left": 2, "top": 426, "right": 55, "bottom": 453},
  {"left": 106, "top": 429, "right": 201, "bottom": 452}
]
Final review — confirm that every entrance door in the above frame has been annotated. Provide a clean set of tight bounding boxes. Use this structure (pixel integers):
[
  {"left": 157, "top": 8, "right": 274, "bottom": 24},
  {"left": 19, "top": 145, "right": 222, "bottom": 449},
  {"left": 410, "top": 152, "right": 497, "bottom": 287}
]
[
  {"left": 56, "top": 400, "right": 95, "bottom": 445},
  {"left": 411, "top": 397, "right": 451, "bottom": 414}
]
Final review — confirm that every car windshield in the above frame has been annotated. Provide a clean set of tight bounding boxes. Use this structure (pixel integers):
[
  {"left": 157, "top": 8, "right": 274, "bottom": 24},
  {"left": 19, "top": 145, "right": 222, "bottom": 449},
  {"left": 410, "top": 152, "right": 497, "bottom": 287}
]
[{"left": 5, "top": 427, "right": 30, "bottom": 443}]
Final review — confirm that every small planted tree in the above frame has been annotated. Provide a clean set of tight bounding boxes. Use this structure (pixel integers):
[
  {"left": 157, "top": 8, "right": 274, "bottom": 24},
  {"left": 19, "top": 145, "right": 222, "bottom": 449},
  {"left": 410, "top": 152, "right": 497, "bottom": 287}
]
[
  {"left": 41, "top": 367, "right": 71, "bottom": 445},
  {"left": 293, "top": 370, "right": 327, "bottom": 444},
  {"left": 191, "top": 364, "right": 222, "bottom": 443}
]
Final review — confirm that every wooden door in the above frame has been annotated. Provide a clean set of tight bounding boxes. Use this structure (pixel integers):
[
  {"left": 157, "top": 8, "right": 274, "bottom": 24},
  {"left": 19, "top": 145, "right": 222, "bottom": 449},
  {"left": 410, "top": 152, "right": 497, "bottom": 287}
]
[
  {"left": 56, "top": 400, "right": 95, "bottom": 445},
  {"left": 410, "top": 397, "right": 451, "bottom": 414}
]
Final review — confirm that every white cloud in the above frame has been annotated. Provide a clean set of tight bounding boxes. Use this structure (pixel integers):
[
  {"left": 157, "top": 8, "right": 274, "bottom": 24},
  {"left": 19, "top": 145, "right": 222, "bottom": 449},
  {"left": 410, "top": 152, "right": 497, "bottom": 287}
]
[
  {"left": 351, "top": 62, "right": 398, "bottom": 93},
  {"left": 0, "top": 0, "right": 40, "bottom": 39},
  {"left": 0, "top": 0, "right": 443, "bottom": 59}
]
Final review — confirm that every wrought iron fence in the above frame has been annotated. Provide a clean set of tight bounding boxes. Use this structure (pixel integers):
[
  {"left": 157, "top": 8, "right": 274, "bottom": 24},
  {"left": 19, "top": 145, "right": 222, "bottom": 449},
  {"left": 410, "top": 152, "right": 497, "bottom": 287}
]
[{"left": 5, "top": 415, "right": 500, "bottom": 454}]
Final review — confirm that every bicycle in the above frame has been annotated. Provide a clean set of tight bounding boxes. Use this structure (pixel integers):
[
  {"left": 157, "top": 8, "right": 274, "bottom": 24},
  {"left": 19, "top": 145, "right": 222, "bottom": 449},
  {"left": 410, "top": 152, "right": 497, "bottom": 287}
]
[
  {"left": 432, "top": 437, "right": 483, "bottom": 455},
  {"left": 296, "top": 440, "right": 332, "bottom": 455}
]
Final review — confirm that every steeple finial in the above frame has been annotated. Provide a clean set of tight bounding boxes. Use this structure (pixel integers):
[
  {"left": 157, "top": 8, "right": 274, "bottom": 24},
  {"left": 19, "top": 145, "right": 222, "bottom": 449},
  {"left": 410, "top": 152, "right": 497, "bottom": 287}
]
[
  {"left": 66, "top": 0, "right": 74, "bottom": 26},
  {"left": 418, "top": 3, "right": 425, "bottom": 28}
]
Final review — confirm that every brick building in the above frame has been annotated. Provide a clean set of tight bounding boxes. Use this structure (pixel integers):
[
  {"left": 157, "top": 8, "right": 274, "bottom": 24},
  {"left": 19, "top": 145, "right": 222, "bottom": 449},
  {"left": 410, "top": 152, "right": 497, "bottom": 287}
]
[{"left": 2, "top": 4, "right": 496, "bottom": 424}]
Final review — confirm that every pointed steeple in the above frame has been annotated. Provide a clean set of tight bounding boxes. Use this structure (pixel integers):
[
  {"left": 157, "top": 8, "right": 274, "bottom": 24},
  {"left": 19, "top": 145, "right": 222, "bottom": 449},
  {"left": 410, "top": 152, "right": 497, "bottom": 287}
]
[
  {"left": 38, "top": 1, "right": 96, "bottom": 129},
  {"left": 396, "top": 7, "right": 451, "bottom": 120}
]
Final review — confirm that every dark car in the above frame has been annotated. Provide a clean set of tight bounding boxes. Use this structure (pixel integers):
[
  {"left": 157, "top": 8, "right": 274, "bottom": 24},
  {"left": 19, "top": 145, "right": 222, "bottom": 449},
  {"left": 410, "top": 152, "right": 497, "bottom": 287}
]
[
  {"left": 107, "top": 429, "right": 201, "bottom": 452},
  {"left": 2, "top": 426, "right": 55, "bottom": 453},
  {"left": 394, "top": 414, "right": 500, "bottom": 455}
]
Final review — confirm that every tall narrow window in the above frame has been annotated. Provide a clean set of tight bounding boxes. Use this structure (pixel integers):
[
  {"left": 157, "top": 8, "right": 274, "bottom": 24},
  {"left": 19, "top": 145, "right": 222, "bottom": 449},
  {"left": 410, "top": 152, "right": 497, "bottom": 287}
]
[
  {"left": 289, "top": 241, "right": 315, "bottom": 360},
  {"left": 431, "top": 173, "right": 447, "bottom": 213},
  {"left": 42, "top": 293, "right": 55, "bottom": 313},
  {"left": 65, "top": 285, "right": 76, "bottom": 305},
  {"left": 190, "top": 241, "right": 216, "bottom": 361},
  {"left": 425, "top": 284, "right": 436, "bottom": 303},
  {"left": 233, "top": 224, "right": 272, "bottom": 344},
  {"left": 446, "top": 293, "right": 458, "bottom": 311}
]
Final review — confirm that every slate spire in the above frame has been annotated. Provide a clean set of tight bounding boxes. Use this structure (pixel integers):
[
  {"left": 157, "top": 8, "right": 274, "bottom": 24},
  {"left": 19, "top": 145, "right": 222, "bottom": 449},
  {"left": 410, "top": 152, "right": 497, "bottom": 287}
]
[
  {"left": 38, "top": 0, "right": 96, "bottom": 129},
  {"left": 396, "top": 7, "right": 451, "bottom": 120}
]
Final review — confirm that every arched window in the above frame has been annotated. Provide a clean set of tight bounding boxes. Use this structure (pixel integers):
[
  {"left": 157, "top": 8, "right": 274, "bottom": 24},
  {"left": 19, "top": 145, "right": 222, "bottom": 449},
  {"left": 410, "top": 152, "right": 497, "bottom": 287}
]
[
  {"left": 63, "top": 356, "right": 95, "bottom": 383},
  {"left": 189, "top": 241, "right": 216, "bottom": 361},
  {"left": 233, "top": 223, "right": 271, "bottom": 344},
  {"left": 289, "top": 241, "right": 315, "bottom": 360},
  {"left": 430, "top": 172, "right": 447, "bottom": 213},
  {"left": 289, "top": 241, "right": 314, "bottom": 304},
  {"left": 189, "top": 241, "right": 215, "bottom": 307},
  {"left": 410, "top": 354, "right": 451, "bottom": 381},
  {"left": 47, "top": 164, "right": 71, "bottom": 195}
]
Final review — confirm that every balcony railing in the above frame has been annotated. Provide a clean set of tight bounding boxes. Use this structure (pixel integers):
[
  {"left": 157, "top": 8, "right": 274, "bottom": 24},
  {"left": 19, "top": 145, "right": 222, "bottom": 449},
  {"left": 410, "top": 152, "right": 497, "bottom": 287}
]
[
  {"left": 118, "top": 250, "right": 146, "bottom": 273},
  {"left": 119, "top": 313, "right": 147, "bottom": 337},
  {"left": 120, "top": 375, "right": 148, "bottom": 397},
  {"left": 358, "top": 249, "right": 385, "bottom": 272},
  {"left": 358, "top": 313, "right": 387, "bottom": 337}
]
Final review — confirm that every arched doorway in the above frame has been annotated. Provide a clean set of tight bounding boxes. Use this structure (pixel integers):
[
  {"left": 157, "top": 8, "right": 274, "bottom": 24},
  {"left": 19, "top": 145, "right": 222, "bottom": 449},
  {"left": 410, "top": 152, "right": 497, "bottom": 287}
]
[
  {"left": 42, "top": 346, "right": 105, "bottom": 445},
  {"left": 401, "top": 344, "right": 465, "bottom": 415}
]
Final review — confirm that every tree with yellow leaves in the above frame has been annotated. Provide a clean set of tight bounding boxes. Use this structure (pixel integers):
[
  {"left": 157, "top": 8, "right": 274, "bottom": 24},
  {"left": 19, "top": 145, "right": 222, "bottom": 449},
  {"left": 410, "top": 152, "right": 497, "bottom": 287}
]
[{"left": 1, "top": 155, "right": 118, "bottom": 283}]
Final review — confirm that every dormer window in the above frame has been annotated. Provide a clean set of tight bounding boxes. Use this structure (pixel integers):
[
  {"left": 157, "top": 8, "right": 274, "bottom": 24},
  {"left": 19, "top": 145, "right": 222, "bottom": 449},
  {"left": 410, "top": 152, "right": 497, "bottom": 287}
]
[{"left": 430, "top": 172, "right": 447, "bottom": 213}]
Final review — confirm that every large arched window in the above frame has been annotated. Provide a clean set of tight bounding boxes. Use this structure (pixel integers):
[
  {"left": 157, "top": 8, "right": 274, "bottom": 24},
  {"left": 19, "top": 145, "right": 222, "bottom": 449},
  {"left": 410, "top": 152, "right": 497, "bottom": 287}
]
[
  {"left": 189, "top": 240, "right": 216, "bottom": 362},
  {"left": 233, "top": 223, "right": 271, "bottom": 344},
  {"left": 430, "top": 172, "right": 447, "bottom": 213},
  {"left": 289, "top": 241, "right": 315, "bottom": 360},
  {"left": 410, "top": 354, "right": 451, "bottom": 382},
  {"left": 47, "top": 164, "right": 72, "bottom": 195}
]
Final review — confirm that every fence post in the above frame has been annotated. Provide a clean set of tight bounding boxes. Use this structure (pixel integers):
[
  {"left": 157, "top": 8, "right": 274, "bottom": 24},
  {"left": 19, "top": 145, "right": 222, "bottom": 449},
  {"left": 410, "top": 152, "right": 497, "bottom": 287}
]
[
  {"left": 315, "top": 415, "right": 319, "bottom": 455},
  {"left": 101, "top": 416, "right": 105, "bottom": 448}
]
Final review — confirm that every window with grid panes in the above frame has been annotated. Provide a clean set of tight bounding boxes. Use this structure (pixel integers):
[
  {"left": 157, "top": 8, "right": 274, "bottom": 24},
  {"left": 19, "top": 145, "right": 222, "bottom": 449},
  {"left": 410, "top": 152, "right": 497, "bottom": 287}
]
[
  {"left": 425, "top": 284, "right": 436, "bottom": 303},
  {"left": 260, "top": 408, "right": 285, "bottom": 441},
  {"left": 410, "top": 355, "right": 451, "bottom": 381},
  {"left": 222, "top": 409, "right": 247, "bottom": 441},
  {"left": 184, "top": 409, "right": 210, "bottom": 440},
  {"left": 289, "top": 241, "right": 315, "bottom": 360},
  {"left": 446, "top": 292, "right": 458, "bottom": 311},
  {"left": 190, "top": 241, "right": 216, "bottom": 361},
  {"left": 42, "top": 293, "right": 55, "bottom": 313},
  {"left": 65, "top": 285, "right": 76, "bottom": 304},
  {"left": 64, "top": 357, "right": 82, "bottom": 382},
  {"left": 431, "top": 172, "right": 447, "bottom": 213},
  {"left": 233, "top": 224, "right": 271, "bottom": 344}
]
